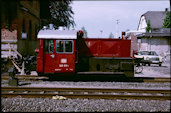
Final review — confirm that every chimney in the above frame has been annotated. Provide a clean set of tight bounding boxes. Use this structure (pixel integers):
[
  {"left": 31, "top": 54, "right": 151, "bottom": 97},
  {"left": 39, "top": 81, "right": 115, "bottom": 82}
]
[
  {"left": 49, "top": 24, "right": 54, "bottom": 30},
  {"left": 122, "top": 32, "right": 125, "bottom": 39}
]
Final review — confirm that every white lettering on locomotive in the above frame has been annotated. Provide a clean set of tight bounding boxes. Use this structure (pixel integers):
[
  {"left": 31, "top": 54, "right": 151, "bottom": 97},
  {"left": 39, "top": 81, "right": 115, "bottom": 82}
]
[
  {"left": 59, "top": 64, "right": 69, "bottom": 67},
  {"left": 61, "top": 58, "right": 67, "bottom": 63}
]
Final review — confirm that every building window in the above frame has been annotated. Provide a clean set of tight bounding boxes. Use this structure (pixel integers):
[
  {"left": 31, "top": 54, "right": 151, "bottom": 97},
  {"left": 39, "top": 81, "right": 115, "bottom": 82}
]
[
  {"left": 137, "top": 39, "right": 141, "bottom": 43},
  {"left": 22, "top": 18, "right": 25, "bottom": 32},
  {"left": 36, "top": 1, "right": 39, "bottom": 10},
  {"left": 141, "top": 38, "right": 148, "bottom": 43},
  {"left": 35, "top": 24, "right": 37, "bottom": 40},
  {"left": 29, "top": 20, "right": 32, "bottom": 40}
]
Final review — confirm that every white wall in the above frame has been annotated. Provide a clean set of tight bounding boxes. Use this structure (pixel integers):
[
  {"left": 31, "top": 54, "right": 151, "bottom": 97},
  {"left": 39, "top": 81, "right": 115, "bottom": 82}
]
[
  {"left": 139, "top": 37, "right": 170, "bottom": 56},
  {"left": 137, "top": 16, "right": 147, "bottom": 32}
]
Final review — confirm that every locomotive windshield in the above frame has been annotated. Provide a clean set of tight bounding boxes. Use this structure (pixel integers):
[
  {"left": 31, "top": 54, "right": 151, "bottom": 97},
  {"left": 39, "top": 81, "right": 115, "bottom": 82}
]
[
  {"left": 56, "top": 40, "right": 73, "bottom": 53},
  {"left": 65, "top": 41, "right": 73, "bottom": 52},
  {"left": 56, "top": 40, "right": 64, "bottom": 52}
]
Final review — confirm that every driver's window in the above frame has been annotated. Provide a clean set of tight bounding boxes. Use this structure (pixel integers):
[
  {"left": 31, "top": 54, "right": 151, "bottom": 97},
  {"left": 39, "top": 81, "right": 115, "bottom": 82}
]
[
  {"left": 56, "top": 40, "right": 64, "bottom": 52},
  {"left": 65, "top": 41, "right": 73, "bottom": 52},
  {"left": 56, "top": 40, "right": 73, "bottom": 53}
]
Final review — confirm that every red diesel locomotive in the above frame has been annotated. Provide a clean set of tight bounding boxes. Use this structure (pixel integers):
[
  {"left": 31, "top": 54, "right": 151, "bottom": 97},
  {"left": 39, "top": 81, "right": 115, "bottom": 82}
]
[{"left": 36, "top": 29, "right": 134, "bottom": 77}]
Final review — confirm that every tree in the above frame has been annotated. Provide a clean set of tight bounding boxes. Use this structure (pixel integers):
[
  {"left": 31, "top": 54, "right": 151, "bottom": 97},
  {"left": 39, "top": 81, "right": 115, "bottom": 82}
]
[
  {"left": 40, "top": 0, "right": 75, "bottom": 29},
  {"left": 81, "top": 26, "right": 88, "bottom": 38},
  {"left": 146, "top": 20, "right": 151, "bottom": 32},
  {"left": 108, "top": 32, "right": 114, "bottom": 38},
  {"left": 162, "top": 11, "right": 171, "bottom": 28}
]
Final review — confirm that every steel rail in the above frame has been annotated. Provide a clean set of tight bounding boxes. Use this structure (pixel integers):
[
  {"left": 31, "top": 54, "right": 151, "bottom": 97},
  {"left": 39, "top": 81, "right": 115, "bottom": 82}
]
[
  {"left": 1, "top": 75, "right": 171, "bottom": 83},
  {"left": 1, "top": 87, "right": 170, "bottom": 100},
  {"left": 1, "top": 93, "right": 170, "bottom": 100},
  {"left": 141, "top": 77, "right": 171, "bottom": 83},
  {"left": 1, "top": 76, "right": 48, "bottom": 81},
  {"left": 2, "top": 87, "right": 170, "bottom": 93},
  {"left": 143, "top": 79, "right": 171, "bottom": 83}
]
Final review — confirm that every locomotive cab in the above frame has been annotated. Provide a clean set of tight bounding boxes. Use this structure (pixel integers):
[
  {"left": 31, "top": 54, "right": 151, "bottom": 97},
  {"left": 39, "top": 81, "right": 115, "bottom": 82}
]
[{"left": 36, "top": 29, "right": 77, "bottom": 75}]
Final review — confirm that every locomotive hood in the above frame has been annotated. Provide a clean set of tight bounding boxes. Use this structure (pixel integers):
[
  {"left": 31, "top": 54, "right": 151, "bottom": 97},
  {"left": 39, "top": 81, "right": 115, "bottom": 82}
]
[{"left": 37, "top": 29, "right": 77, "bottom": 39}]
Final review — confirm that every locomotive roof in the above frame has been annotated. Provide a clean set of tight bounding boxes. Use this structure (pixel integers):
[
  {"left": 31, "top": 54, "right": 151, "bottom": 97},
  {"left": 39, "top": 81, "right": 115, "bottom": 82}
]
[{"left": 37, "top": 29, "right": 77, "bottom": 39}]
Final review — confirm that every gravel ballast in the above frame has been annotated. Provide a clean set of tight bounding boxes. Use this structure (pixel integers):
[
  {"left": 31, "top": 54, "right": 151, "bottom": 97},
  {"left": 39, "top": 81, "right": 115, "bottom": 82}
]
[
  {"left": 1, "top": 81, "right": 171, "bottom": 112},
  {"left": 1, "top": 97, "right": 170, "bottom": 112}
]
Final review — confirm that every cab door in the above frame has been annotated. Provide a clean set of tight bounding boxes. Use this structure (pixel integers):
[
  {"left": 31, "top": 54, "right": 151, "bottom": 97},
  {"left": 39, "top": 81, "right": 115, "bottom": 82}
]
[
  {"left": 54, "top": 40, "right": 75, "bottom": 73},
  {"left": 44, "top": 40, "right": 55, "bottom": 73}
]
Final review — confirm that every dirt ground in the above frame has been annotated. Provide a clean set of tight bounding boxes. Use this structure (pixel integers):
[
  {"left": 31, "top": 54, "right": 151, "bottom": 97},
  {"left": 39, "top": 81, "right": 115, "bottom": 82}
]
[{"left": 135, "top": 59, "right": 170, "bottom": 78}]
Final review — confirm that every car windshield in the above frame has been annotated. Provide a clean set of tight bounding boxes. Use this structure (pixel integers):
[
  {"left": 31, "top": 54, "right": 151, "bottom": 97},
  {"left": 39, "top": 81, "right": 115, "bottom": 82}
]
[
  {"left": 140, "top": 51, "right": 148, "bottom": 55},
  {"left": 139, "top": 51, "right": 158, "bottom": 56},
  {"left": 148, "top": 51, "right": 158, "bottom": 56}
]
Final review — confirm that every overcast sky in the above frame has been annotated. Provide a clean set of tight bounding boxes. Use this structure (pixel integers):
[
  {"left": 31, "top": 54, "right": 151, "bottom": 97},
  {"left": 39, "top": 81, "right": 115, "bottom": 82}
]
[{"left": 71, "top": 0, "right": 170, "bottom": 38}]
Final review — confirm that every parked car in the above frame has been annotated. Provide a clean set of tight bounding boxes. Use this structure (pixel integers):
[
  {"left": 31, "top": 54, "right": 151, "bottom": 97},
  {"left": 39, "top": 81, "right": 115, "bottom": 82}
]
[{"left": 134, "top": 51, "right": 163, "bottom": 66}]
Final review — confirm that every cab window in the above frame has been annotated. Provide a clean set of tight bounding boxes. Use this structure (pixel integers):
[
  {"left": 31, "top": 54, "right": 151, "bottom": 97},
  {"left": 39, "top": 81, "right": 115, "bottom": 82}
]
[
  {"left": 56, "top": 40, "right": 64, "bottom": 52},
  {"left": 44, "top": 40, "right": 54, "bottom": 53},
  {"left": 56, "top": 40, "right": 73, "bottom": 53},
  {"left": 65, "top": 41, "right": 73, "bottom": 52}
]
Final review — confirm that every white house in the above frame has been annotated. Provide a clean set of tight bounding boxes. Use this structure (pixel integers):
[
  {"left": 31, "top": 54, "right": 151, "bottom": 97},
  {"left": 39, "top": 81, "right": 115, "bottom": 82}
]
[
  {"left": 137, "top": 9, "right": 168, "bottom": 32},
  {"left": 136, "top": 8, "right": 170, "bottom": 58}
]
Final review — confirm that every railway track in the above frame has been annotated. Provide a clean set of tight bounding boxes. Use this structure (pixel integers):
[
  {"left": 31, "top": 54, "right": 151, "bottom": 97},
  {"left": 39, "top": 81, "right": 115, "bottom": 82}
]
[
  {"left": 1, "top": 75, "right": 49, "bottom": 81},
  {"left": 1, "top": 87, "right": 170, "bottom": 100},
  {"left": 1, "top": 74, "right": 170, "bottom": 83},
  {"left": 143, "top": 77, "right": 171, "bottom": 82}
]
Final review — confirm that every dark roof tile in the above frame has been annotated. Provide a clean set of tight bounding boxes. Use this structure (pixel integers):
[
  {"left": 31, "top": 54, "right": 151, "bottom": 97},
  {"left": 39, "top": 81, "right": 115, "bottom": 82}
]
[{"left": 142, "top": 11, "right": 167, "bottom": 28}]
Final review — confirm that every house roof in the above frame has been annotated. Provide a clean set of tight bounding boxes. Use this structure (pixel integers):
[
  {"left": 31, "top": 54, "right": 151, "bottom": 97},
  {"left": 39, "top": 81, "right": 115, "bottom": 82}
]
[
  {"left": 136, "top": 28, "right": 171, "bottom": 38},
  {"left": 142, "top": 11, "right": 167, "bottom": 29}
]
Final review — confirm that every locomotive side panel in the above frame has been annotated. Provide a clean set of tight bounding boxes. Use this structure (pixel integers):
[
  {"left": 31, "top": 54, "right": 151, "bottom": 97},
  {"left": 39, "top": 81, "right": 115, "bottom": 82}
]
[
  {"left": 36, "top": 39, "right": 44, "bottom": 73},
  {"left": 88, "top": 57, "right": 134, "bottom": 77},
  {"left": 76, "top": 38, "right": 134, "bottom": 77},
  {"left": 120, "top": 40, "right": 131, "bottom": 57},
  {"left": 78, "top": 38, "right": 131, "bottom": 58},
  {"left": 76, "top": 57, "right": 134, "bottom": 77},
  {"left": 84, "top": 39, "right": 122, "bottom": 57},
  {"left": 76, "top": 56, "right": 89, "bottom": 72},
  {"left": 100, "top": 40, "right": 121, "bottom": 57}
]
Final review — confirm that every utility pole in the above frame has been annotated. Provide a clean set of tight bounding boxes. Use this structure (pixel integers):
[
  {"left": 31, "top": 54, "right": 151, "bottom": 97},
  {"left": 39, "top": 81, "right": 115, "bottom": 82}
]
[{"left": 149, "top": 29, "right": 152, "bottom": 51}]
